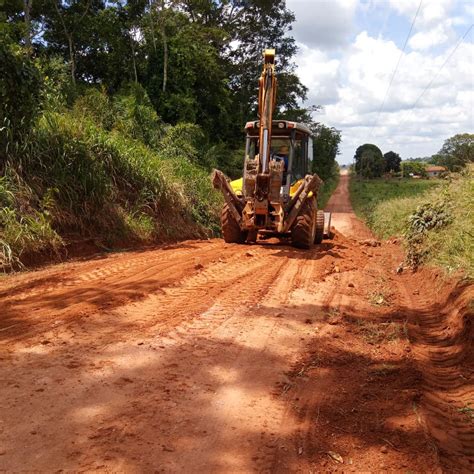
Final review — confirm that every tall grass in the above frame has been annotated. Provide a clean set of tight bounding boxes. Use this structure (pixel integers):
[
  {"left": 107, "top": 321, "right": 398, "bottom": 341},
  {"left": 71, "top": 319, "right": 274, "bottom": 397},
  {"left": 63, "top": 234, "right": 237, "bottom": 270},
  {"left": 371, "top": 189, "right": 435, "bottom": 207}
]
[
  {"left": 0, "top": 174, "right": 63, "bottom": 269},
  {"left": 417, "top": 169, "right": 473, "bottom": 276},
  {"left": 349, "top": 171, "right": 473, "bottom": 277},
  {"left": 349, "top": 178, "right": 440, "bottom": 237},
  {"left": 1, "top": 107, "right": 222, "bottom": 270}
]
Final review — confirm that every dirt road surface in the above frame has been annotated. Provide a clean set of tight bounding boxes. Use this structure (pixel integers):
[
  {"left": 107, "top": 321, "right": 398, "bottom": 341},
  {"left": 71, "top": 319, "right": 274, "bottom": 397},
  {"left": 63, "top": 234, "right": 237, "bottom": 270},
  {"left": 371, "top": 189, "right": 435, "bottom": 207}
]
[{"left": 1, "top": 175, "right": 472, "bottom": 472}]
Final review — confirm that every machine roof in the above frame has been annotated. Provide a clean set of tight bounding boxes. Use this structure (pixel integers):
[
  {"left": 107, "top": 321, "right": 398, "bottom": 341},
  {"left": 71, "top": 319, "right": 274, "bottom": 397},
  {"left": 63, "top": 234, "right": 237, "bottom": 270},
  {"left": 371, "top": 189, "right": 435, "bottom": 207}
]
[{"left": 245, "top": 120, "right": 312, "bottom": 136}]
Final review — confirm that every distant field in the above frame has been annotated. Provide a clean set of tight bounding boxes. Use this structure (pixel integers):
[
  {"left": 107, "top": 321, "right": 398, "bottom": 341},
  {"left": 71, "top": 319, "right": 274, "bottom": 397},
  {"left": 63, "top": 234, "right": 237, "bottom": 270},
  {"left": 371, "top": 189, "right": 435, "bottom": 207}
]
[{"left": 349, "top": 178, "right": 440, "bottom": 238}]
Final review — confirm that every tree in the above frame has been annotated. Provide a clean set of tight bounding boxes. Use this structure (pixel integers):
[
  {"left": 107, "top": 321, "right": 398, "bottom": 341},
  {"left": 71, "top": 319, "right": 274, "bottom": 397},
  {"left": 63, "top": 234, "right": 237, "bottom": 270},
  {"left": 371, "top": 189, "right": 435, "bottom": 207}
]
[
  {"left": 0, "top": 39, "right": 42, "bottom": 152},
  {"left": 432, "top": 133, "right": 474, "bottom": 171},
  {"left": 48, "top": 0, "right": 93, "bottom": 84},
  {"left": 2, "top": 0, "right": 318, "bottom": 148},
  {"left": 310, "top": 123, "right": 341, "bottom": 181},
  {"left": 182, "top": 0, "right": 308, "bottom": 136},
  {"left": 401, "top": 161, "right": 427, "bottom": 178},
  {"left": 354, "top": 144, "right": 384, "bottom": 178},
  {"left": 384, "top": 150, "right": 401, "bottom": 173}
]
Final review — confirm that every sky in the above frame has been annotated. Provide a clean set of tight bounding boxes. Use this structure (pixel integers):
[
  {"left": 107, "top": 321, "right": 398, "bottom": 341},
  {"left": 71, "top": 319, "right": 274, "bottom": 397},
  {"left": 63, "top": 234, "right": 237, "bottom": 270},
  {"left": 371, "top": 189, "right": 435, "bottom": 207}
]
[{"left": 285, "top": 0, "right": 474, "bottom": 164}]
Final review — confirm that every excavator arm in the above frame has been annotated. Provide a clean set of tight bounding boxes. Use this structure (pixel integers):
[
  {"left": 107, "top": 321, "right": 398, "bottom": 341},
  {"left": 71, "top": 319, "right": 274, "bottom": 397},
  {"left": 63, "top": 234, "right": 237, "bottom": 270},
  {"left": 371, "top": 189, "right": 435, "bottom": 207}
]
[{"left": 258, "top": 49, "right": 277, "bottom": 175}]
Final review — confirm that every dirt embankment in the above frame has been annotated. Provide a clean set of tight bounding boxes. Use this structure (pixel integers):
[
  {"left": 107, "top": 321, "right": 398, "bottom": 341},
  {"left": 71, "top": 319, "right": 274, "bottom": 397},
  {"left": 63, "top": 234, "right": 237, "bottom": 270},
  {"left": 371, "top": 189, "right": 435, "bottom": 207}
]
[{"left": 0, "top": 175, "right": 472, "bottom": 472}]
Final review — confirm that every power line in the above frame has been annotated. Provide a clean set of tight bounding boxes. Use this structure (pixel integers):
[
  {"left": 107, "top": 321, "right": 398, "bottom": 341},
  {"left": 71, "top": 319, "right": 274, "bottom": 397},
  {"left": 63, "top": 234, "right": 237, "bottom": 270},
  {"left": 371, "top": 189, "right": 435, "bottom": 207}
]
[
  {"left": 409, "top": 24, "right": 473, "bottom": 110},
  {"left": 370, "top": 0, "right": 423, "bottom": 138}
]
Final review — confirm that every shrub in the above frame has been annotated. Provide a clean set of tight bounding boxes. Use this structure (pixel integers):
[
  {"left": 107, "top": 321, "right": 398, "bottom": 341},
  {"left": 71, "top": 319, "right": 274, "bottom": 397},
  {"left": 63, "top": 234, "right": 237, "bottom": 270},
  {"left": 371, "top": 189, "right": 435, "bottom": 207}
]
[
  {"left": 113, "top": 84, "right": 165, "bottom": 148},
  {"left": 1, "top": 108, "right": 222, "bottom": 268},
  {"left": 350, "top": 168, "right": 473, "bottom": 277},
  {"left": 401, "top": 161, "right": 427, "bottom": 177},
  {"left": 0, "top": 41, "right": 42, "bottom": 150},
  {"left": 158, "top": 122, "right": 204, "bottom": 164},
  {"left": 74, "top": 88, "right": 115, "bottom": 130},
  {"left": 36, "top": 56, "right": 70, "bottom": 111},
  {"left": 0, "top": 174, "right": 63, "bottom": 270},
  {"left": 405, "top": 201, "right": 452, "bottom": 267}
]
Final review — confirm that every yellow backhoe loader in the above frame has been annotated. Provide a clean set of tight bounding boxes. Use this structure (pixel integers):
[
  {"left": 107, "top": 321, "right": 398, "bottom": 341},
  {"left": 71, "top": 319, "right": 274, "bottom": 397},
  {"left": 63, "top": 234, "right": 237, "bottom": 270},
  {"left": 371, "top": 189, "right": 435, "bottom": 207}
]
[{"left": 212, "top": 49, "right": 331, "bottom": 249}]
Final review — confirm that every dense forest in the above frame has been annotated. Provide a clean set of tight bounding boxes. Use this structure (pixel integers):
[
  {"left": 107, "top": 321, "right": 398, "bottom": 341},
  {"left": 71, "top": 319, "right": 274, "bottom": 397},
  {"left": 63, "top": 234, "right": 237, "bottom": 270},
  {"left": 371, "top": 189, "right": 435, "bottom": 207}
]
[{"left": 0, "top": 0, "right": 340, "bottom": 269}]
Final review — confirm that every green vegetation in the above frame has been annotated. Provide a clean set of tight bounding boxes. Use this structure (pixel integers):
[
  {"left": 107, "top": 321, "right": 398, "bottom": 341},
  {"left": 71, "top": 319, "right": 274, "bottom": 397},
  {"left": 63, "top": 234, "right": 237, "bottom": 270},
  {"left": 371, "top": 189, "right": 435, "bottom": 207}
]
[
  {"left": 353, "top": 133, "right": 473, "bottom": 180},
  {"left": 1, "top": 97, "right": 223, "bottom": 269},
  {"left": 3, "top": 0, "right": 311, "bottom": 144},
  {"left": 354, "top": 144, "right": 385, "bottom": 178},
  {"left": 401, "top": 161, "right": 428, "bottom": 178},
  {"left": 349, "top": 178, "right": 439, "bottom": 236},
  {"left": 311, "top": 123, "right": 341, "bottom": 208},
  {"left": 432, "top": 134, "right": 474, "bottom": 172},
  {"left": 1, "top": 2, "right": 342, "bottom": 269},
  {"left": 0, "top": 36, "right": 224, "bottom": 270},
  {"left": 318, "top": 173, "right": 340, "bottom": 209},
  {"left": 350, "top": 168, "right": 473, "bottom": 277},
  {"left": 383, "top": 151, "right": 401, "bottom": 173}
]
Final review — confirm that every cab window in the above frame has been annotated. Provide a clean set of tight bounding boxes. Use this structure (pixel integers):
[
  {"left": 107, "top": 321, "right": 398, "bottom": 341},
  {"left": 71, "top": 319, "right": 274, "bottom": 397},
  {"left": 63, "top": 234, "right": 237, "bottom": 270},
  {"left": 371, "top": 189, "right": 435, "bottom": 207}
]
[{"left": 292, "top": 139, "right": 305, "bottom": 181}]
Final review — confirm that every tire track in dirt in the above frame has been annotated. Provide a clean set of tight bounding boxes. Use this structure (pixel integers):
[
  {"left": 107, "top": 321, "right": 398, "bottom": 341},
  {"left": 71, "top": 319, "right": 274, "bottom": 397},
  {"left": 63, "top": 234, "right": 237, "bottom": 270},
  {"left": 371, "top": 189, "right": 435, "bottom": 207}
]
[
  {"left": 0, "top": 241, "right": 223, "bottom": 303},
  {"left": 267, "top": 232, "right": 441, "bottom": 472},
  {"left": 0, "top": 240, "right": 218, "bottom": 296},
  {"left": 1, "top": 240, "right": 312, "bottom": 471},
  {"left": 0, "top": 173, "right": 470, "bottom": 472},
  {"left": 0, "top": 242, "right": 258, "bottom": 341},
  {"left": 397, "top": 273, "right": 474, "bottom": 472}
]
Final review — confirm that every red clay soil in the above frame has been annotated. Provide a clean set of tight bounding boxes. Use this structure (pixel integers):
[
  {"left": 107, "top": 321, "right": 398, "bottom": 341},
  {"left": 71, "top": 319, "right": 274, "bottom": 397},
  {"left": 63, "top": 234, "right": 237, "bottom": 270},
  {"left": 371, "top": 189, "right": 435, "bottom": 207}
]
[{"left": 0, "top": 174, "right": 472, "bottom": 472}]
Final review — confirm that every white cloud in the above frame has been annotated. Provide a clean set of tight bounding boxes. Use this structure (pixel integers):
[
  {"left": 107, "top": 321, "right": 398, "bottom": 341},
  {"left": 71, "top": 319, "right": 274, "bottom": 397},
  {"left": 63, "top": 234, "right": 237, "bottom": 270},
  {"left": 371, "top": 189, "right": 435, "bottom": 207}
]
[
  {"left": 294, "top": 44, "right": 340, "bottom": 105},
  {"left": 409, "top": 23, "right": 451, "bottom": 50},
  {"left": 321, "top": 32, "right": 473, "bottom": 162},
  {"left": 389, "top": 0, "right": 458, "bottom": 51},
  {"left": 388, "top": 0, "right": 454, "bottom": 27},
  {"left": 286, "top": 0, "right": 357, "bottom": 50},
  {"left": 287, "top": 1, "right": 474, "bottom": 163}
]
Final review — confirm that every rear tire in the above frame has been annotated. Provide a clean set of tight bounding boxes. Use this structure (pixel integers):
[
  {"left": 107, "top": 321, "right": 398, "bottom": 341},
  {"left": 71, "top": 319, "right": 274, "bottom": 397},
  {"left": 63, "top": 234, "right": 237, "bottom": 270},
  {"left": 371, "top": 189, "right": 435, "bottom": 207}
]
[
  {"left": 221, "top": 204, "right": 247, "bottom": 244},
  {"left": 291, "top": 197, "right": 316, "bottom": 249},
  {"left": 315, "top": 210, "right": 325, "bottom": 244}
]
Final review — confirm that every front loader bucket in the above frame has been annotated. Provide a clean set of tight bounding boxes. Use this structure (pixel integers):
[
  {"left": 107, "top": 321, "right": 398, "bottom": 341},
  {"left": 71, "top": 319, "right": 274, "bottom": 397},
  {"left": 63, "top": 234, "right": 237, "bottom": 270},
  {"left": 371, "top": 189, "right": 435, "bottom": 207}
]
[{"left": 212, "top": 169, "right": 243, "bottom": 228}]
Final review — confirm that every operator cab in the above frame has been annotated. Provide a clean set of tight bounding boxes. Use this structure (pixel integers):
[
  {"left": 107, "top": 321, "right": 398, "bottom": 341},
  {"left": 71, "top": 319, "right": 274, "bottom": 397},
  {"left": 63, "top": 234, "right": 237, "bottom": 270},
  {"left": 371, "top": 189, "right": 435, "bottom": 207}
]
[{"left": 244, "top": 120, "right": 313, "bottom": 201}]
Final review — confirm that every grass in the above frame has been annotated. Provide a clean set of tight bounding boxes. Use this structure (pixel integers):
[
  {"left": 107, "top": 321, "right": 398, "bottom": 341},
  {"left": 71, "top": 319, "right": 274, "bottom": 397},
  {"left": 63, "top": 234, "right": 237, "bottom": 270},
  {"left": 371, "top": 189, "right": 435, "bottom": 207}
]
[
  {"left": 458, "top": 403, "right": 474, "bottom": 423},
  {"left": 349, "top": 177, "right": 439, "bottom": 238},
  {"left": 421, "top": 171, "right": 473, "bottom": 276},
  {"left": 355, "top": 319, "right": 406, "bottom": 345},
  {"left": 319, "top": 173, "right": 340, "bottom": 209},
  {"left": 1, "top": 109, "right": 222, "bottom": 270},
  {"left": 349, "top": 169, "right": 473, "bottom": 278}
]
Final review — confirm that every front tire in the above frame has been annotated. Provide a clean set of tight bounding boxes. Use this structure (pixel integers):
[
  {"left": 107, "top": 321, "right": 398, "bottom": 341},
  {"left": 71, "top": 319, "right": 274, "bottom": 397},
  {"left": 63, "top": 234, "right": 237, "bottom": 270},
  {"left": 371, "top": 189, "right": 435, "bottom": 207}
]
[
  {"left": 221, "top": 204, "right": 247, "bottom": 244},
  {"left": 291, "top": 197, "right": 316, "bottom": 249}
]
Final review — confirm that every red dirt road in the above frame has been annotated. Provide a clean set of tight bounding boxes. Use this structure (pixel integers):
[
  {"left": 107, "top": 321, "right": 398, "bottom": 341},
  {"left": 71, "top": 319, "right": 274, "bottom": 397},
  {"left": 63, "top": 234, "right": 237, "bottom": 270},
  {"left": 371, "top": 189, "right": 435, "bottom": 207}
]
[{"left": 0, "top": 175, "right": 472, "bottom": 472}]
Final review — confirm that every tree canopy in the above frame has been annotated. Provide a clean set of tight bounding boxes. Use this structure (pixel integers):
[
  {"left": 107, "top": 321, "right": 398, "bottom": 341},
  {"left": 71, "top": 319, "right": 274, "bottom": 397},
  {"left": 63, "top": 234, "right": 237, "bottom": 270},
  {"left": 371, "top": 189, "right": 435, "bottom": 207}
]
[
  {"left": 354, "top": 144, "right": 384, "bottom": 178},
  {"left": 2, "top": 0, "right": 311, "bottom": 146},
  {"left": 311, "top": 123, "right": 341, "bottom": 181},
  {"left": 383, "top": 151, "right": 401, "bottom": 173},
  {"left": 432, "top": 133, "right": 474, "bottom": 171}
]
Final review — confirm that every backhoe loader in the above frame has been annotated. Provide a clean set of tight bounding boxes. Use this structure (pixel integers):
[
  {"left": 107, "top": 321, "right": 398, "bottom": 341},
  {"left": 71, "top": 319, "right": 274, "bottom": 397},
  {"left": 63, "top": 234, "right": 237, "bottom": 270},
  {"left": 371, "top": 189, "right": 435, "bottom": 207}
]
[{"left": 212, "top": 49, "right": 331, "bottom": 249}]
